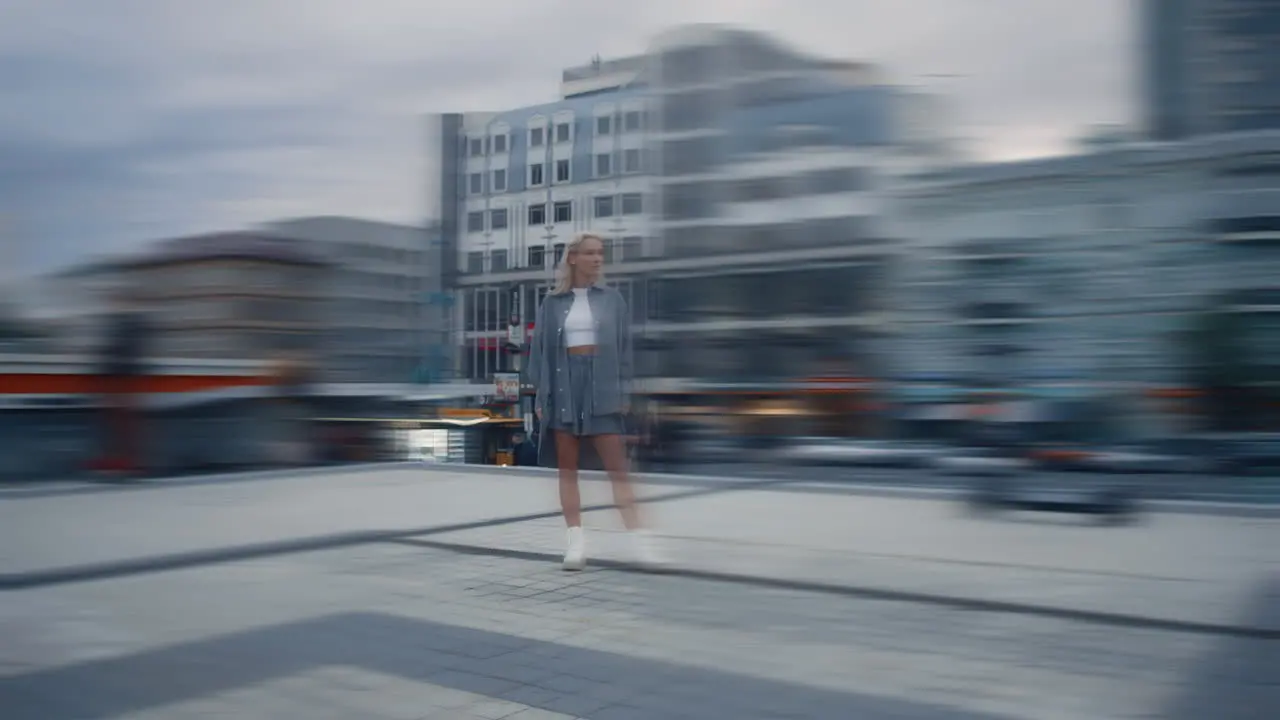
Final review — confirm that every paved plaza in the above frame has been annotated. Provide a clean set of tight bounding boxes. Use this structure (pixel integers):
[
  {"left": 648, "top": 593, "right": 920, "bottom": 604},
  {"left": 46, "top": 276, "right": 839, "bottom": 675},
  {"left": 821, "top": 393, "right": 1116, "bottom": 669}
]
[{"left": 1, "top": 464, "right": 1277, "bottom": 719}]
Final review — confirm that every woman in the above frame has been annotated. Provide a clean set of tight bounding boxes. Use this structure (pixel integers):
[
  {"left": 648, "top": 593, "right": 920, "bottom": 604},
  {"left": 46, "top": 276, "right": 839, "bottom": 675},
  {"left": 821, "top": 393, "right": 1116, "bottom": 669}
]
[{"left": 527, "top": 232, "right": 665, "bottom": 571}]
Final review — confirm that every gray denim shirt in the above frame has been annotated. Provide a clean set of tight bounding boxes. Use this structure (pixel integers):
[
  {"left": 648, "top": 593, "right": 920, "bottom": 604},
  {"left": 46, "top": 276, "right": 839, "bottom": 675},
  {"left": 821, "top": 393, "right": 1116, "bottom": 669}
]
[{"left": 526, "top": 285, "right": 633, "bottom": 430}]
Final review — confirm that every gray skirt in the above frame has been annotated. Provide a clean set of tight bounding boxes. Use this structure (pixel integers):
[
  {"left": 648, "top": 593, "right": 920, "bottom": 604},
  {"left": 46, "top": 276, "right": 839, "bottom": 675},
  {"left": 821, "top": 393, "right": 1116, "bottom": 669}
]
[{"left": 547, "top": 353, "right": 626, "bottom": 437}]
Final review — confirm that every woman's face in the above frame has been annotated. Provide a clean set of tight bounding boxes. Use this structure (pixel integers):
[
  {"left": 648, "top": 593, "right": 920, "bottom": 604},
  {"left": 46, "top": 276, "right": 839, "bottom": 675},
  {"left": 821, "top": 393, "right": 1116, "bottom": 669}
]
[{"left": 571, "top": 237, "right": 605, "bottom": 281}]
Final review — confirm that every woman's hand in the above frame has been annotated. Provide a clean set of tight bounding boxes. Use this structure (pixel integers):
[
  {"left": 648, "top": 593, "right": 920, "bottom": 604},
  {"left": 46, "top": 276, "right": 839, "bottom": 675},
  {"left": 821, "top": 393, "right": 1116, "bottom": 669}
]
[{"left": 535, "top": 406, "right": 542, "bottom": 420}]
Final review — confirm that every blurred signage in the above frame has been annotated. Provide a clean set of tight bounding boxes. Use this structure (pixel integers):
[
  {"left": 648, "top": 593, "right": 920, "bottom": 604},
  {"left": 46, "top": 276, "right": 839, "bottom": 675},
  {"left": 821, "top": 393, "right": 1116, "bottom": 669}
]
[
  {"left": 494, "top": 373, "right": 520, "bottom": 402},
  {"left": 507, "top": 323, "right": 525, "bottom": 347}
]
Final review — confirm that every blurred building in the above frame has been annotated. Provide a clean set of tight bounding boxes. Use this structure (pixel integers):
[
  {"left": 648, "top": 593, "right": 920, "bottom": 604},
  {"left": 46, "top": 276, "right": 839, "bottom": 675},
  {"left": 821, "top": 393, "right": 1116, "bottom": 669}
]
[
  {"left": 630, "top": 26, "right": 954, "bottom": 381},
  {"left": 433, "top": 24, "right": 955, "bottom": 384},
  {"left": 0, "top": 303, "right": 53, "bottom": 353},
  {"left": 430, "top": 48, "right": 656, "bottom": 380},
  {"left": 259, "top": 217, "right": 435, "bottom": 384},
  {"left": 2, "top": 269, "right": 117, "bottom": 354},
  {"left": 893, "top": 129, "right": 1280, "bottom": 396},
  {"left": 435, "top": 21, "right": 1277, "bottom": 411},
  {"left": 1144, "top": 0, "right": 1280, "bottom": 140},
  {"left": 56, "top": 232, "right": 330, "bottom": 363}
]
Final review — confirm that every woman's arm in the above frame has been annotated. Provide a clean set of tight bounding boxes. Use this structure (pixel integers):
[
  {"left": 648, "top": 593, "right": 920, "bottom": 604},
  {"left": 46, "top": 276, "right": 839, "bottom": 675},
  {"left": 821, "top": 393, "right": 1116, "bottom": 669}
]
[
  {"left": 616, "top": 291, "right": 634, "bottom": 394},
  {"left": 525, "top": 299, "right": 549, "bottom": 414}
]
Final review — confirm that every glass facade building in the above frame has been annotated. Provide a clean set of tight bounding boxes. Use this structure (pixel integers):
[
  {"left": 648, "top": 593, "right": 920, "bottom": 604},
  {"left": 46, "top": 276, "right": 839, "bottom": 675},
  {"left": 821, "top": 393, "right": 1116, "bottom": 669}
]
[
  {"left": 1144, "top": 0, "right": 1280, "bottom": 140},
  {"left": 436, "top": 25, "right": 1279, "bottom": 421}
]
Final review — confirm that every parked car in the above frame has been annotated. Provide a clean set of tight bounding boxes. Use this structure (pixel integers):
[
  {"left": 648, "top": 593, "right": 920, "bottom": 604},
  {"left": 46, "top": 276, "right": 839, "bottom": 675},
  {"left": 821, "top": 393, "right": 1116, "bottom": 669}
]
[
  {"left": 1215, "top": 433, "right": 1280, "bottom": 475},
  {"left": 932, "top": 449, "right": 1027, "bottom": 476},
  {"left": 778, "top": 438, "right": 943, "bottom": 468}
]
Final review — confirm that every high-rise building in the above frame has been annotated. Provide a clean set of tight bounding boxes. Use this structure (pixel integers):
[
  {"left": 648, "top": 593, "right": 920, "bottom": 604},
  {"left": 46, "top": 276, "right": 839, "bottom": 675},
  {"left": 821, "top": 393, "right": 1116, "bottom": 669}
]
[
  {"left": 429, "top": 52, "right": 657, "bottom": 382},
  {"left": 1143, "top": 0, "right": 1280, "bottom": 140},
  {"left": 432, "top": 24, "right": 953, "bottom": 385}
]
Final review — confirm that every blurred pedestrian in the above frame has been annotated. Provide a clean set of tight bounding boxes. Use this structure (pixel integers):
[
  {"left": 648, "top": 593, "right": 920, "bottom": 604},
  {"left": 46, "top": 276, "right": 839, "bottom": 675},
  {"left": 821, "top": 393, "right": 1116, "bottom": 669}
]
[
  {"left": 527, "top": 232, "right": 665, "bottom": 571},
  {"left": 91, "top": 289, "right": 150, "bottom": 476},
  {"left": 512, "top": 431, "right": 538, "bottom": 467},
  {"left": 268, "top": 352, "right": 315, "bottom": 465}
]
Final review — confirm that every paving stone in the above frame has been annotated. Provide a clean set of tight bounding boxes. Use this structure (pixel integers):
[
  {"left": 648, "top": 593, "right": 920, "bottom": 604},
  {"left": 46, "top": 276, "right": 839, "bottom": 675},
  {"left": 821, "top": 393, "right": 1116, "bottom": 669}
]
[
  {"left": 465, "top": 698, "right": 540, "bottom": 719},
  {"left": 500, "top": 708, "right": 578, "bottom": 720},
  {"left": 1, "top": 469, "right": 1274, "bottom": 719}
]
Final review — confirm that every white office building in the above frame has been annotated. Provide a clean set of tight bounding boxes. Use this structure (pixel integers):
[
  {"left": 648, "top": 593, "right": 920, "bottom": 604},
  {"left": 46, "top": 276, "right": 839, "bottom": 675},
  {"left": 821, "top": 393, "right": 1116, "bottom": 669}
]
[
  {"left": 892, "top": 129, "right": 1280, "bottom": 398},
  {"left": 433, "top": 24, "right": 953, "bottom": 383}
]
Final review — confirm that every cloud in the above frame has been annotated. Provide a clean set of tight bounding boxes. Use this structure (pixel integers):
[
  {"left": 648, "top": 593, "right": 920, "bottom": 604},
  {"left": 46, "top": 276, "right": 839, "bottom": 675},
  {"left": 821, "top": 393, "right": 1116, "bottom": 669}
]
[{"left": 0, "top": 0, "right": 1131, "bottom": 273}]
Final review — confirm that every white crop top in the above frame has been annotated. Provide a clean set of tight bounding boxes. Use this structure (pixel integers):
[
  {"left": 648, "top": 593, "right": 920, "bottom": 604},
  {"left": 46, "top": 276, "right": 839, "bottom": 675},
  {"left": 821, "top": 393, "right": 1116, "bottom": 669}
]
[{"left": 564, "top": 288, "right": 596, "bottom": 347}]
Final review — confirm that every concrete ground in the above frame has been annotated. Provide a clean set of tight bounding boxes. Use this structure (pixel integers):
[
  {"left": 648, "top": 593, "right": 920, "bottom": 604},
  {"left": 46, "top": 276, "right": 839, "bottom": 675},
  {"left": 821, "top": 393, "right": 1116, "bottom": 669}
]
[{"left": 1, "top": 464, "right": 1276, "bottom": 719}]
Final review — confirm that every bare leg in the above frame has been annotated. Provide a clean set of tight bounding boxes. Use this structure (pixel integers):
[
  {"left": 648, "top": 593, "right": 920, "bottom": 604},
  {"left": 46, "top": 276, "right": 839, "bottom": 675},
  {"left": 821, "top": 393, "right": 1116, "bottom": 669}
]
[
  {"left": 592, "top": 433, "right": 642, "bottom": 531},
  {"left": 555, "top": 431, "right": 582, "bottom": 528}
]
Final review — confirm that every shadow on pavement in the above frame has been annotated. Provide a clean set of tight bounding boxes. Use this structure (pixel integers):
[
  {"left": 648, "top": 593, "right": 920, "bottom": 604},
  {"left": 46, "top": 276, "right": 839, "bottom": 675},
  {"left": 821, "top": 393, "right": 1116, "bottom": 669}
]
[
  {"left": 1162, "top": 575, "right": 1280, "bottom": 719},
  {"left": 0, "top": 477, "right": 794, "bottom": 591},
  {"left": 0, "top": 611, "right": 1014, "bottom": 720}
]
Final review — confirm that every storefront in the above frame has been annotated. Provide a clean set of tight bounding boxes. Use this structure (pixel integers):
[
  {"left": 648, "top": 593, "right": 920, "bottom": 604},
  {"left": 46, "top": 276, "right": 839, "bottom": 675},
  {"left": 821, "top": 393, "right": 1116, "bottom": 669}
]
[{"left": 396, "top": 408, "right": 526, "bottom": 465}]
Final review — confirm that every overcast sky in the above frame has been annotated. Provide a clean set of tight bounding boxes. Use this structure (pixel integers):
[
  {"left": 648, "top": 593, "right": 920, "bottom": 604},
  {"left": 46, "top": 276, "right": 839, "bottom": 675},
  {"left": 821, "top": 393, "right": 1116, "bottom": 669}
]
[{"left": 0, "top": 0, "right": 1134, "bottom": 274}]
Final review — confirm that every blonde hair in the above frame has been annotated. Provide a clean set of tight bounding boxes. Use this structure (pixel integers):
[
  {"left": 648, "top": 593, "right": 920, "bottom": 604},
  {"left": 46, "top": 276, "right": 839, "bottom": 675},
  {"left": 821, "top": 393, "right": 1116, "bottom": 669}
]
[{"left": 551, "top": 232, "right": 607, "bottom": 295}]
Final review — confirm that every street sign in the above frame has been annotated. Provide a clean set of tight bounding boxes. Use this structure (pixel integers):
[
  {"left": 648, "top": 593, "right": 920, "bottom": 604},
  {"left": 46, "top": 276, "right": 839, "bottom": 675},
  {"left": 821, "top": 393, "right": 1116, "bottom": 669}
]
[{"left": 494, "top": 372, "right": 520, "bottom": 402}]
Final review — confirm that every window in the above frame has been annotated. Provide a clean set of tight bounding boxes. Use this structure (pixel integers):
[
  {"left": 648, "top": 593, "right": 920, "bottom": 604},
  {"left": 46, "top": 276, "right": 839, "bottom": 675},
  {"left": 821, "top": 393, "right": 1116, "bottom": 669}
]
[
  {"left": 466, "top": 251, "right": 484, "bottom": 274},
  {"left": 603, "top": 237, "right": 615, "bottom": 264},
  {"left": 529, "top": 127, "right": 544, "bottom": 147},
  {"left": 621, "top": 236, "right": 643, "bottom": 260},
  {"left": 624, "top": 110, "right": 642, "bottom": 132},
  {"left": 662, "top": 136, "right": 716, "bottom": 176},
  {"left": 554, "top": 243, "right": 566, "bottom": 264},
  {"left": 555, "top": 159, "right": 571, "bottom": 183},
  {"left": 803, "top": 168, "right": 867, "bottom": 195},
  {"left": 594, "top": 195, "right": 615, "bottom": 218},
  {"left": 491, "top": 250, "right": 508, "bottom": 272},
  {"left": 595, "top": 153, "right": 611, "bottom": 177},
  {"left": 528, "top": 246, "right": 545, "bottom": 267},
  {"left": 492, "top": 133, "right": 507, "bottom": 153},
  {"left": 469, "top": 172, "right": 483, "bottom": 194},
  {"left": 623, "top": 148, "right": 642, "bottom": 173},
  {"left": 528, "top": 203, "right": 546, "bottom": 226},
  {"left": 466, "top": 211, "right": 485, "bottom": 232},
  {"left": 553, "top": 201, "right": 572, "bottom": 223},
  {"left": 596, "top": 116, "right": 612, "bottom": 135},
  {"left": 469, "top": 138, "right": 484, "bottom": 157},
  {"left": 490, "top": 208, "right": 508, "bottom": 230},
  {"left": 662, "top": 182, "right": 712, "bottom": 221},
  {"left": 621, "top": 192, "right": 643, "bottom": 215},
  {"left": 492, "top": 169, "right": 506, "bottom": 192},
  {"left": 529, "top": 163, "right": 544, "bottom": 186},
  {"left": 733, "top": 178, "right": 787, "bottom": 202},
  {"left": 555, "top": 122, "right": 571, "bottom": 143}
]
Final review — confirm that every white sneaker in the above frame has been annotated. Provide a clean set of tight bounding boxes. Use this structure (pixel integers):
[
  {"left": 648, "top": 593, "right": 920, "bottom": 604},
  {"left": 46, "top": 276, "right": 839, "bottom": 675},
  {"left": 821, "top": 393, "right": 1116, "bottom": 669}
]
[
  {"left": 562, "top": 527, "right": 586, "bottom": 571},
  {"left": 630, "top": 529, "right": 669, "bottom": 570}
]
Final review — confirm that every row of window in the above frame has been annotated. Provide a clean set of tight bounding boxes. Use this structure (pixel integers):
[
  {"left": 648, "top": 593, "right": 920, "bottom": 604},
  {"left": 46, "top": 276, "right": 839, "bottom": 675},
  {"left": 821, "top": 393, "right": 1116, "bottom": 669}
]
[
  {"left": 465, "top": 111, "right": 647, "bottom": 158},
  {"left": 463, "top": 237, "right": 646, "bottom": 276},
  {"left": 466, "top": 149, "right": 647, "bottom": 195},
  {"left": 465, "top": 193, "right": 646, "bottom": 233},
  {"left": 460, "top": 276, "right": 646, "bottom": 334}
]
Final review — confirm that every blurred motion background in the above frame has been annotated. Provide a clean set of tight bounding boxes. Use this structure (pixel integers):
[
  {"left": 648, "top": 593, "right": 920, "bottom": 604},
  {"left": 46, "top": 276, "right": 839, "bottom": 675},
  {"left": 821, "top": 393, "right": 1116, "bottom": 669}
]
[{"left": 2, "top": 0, "right": 1278, "bottom": 494}]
